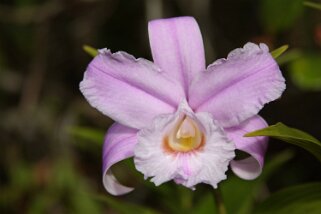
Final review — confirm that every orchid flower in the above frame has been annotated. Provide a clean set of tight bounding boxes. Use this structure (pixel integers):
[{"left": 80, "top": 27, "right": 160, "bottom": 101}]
[{"left": 80, "top": 17, "right": 285, "bottom": 195}]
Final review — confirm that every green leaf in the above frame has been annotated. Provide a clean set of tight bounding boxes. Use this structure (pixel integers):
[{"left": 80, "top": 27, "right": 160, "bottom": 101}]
[
  {"left": 68, "top": 126, "right": 104, "bottom": 145},
  {"left": 83, "top": 45, "right": 98, "bottom": 57},
  {"left": 271, "top": 45, "right": 289, "bottom": 59},
  {"left": 245, "top": 123, "right": 321, "bottom": 162},
  {"left": 304, "top": 1, "right": 321, "bottom": 10},
  {"left": 254, "top": 182, "right": 321, "bottom": 214},
  {"left": 260, "top": 0, "right": 304, "bottom": 33},
  {"left": 289, "top": 54, "right": 321, "bottom": 91}
]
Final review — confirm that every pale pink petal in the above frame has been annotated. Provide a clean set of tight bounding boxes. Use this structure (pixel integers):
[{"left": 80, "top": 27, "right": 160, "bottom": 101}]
[
  {"left": 189, "top": 43, "right": 286, "bottom": 128},
  {"left": 225, "top": 115, "right": 268, "bottom": 180},
  {"left": 148, "top": 17, "right": 205, "bottom": 94},
  {"left": 80, "top": 49, "right": 185, "bottom": 129},
  {"left": 134, "top": 100, "right": 235, "bottom": 189},
  {"left": 102, "top": 123, "right": 138, "bottom": 195}
]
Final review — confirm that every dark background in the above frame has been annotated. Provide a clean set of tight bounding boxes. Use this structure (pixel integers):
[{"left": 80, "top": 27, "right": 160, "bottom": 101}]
[{"left": 1, "top": 0, "right": 321, "bottom": 213}]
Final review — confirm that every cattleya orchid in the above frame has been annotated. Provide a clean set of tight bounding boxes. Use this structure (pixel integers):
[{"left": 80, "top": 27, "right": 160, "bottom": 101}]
[{"left": 80, "top": 17, "right": 285, "bottom": 195}]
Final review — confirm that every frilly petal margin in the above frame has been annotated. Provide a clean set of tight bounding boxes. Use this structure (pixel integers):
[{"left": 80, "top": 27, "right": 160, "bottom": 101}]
[
  {"left": 102, "top": 123, "right": 138, "bottom": 195},
  {"left": 148, "top": 16, "right": 205, "bottom": 94},
  {"left": 225, "top": 115, "right": 268, "bottom": 180},
  {"left": 189, "top": 43, "right": 286, "bottom": 128},
  {"left": 134, "top": 100, "right": 235, "bottom": 189},
  {"left": 80, "top": 49, "right": 185, "bottom": 130}
]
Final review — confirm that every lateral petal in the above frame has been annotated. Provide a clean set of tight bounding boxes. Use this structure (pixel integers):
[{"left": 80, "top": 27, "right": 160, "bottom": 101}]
[
  {"left": 80, "top": 49, "right": 184, "bottom": 129},
  {"left": 148, "top": 17, "right": 206, "bottom": 94},
  {"left": 225, "top": 115, "right": 268, "bottom": 180},
  {"left": 189, "top": 43, "right": 285, "bottom": 127},
  {"left": 102, "top": 123, "right": 138, "bottom": 195}
]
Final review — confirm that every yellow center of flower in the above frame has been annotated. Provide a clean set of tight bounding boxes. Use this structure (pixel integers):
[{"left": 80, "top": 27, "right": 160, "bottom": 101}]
[{"left": 164, "top": 117, "right": 204, "bottom": 153}]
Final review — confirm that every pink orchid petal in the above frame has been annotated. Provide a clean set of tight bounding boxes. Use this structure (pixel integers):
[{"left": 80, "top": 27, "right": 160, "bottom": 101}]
[
  {"left": 148, "top": 16, "right": 205, "bottom": 94},
  {"left": 189, "top": 43, "right": 286, "bottom": 128},
  {"left": 80, "top": 49, "right": 185, "bottom": 129},
  {"left": 225, "top": 115, "right": 268, "bottom": 180},
  {"left": 102, "top": 123, "right": 138, "bottom": 195}
]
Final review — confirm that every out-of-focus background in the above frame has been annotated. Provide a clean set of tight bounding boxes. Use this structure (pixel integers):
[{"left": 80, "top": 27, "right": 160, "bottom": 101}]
[{"left": 1, "top": 0, "right": 321, "bottom": 213}]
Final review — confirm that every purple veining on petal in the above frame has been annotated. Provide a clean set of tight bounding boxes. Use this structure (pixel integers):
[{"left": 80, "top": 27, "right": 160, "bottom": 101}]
[
  {"left": 80, "top": 49, "right": 185, "bottom": 129},
  {"left": 189, "top": 42, "right": 286, "bottom": 128},
  {"left": 171, "top": 24, "right": 189, "bottom": 95},
  {"left": 88, "top": 63, "right": 176, "bottom": 108},
  {"left": 195, "top": 63, "right": 278, "bottom": 110},
  {"left": 102, "top": 123, "right": 138, "bottom": 195},
  {"left": 225, "top": 115, "right": 268, "bottom": 179},
  {"left": 148, "top": 17, "right": 206, "bottom": 96}
]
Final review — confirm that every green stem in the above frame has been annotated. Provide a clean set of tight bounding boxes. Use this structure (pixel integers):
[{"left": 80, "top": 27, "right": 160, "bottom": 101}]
[{"left": 213, "top": 188, "right": 227, "bottom": 214}]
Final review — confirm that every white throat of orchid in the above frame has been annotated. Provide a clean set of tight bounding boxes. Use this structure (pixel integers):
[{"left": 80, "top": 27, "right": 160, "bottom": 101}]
[
  {"left": 134, "top": 101, "right": 236, "bottom": 189},
  {"left": 164, "top": 116, "right": 204, "bottom": 153}
]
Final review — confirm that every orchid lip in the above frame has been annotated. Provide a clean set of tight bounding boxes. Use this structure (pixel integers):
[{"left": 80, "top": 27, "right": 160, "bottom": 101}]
[{"left": 163, "top": 116, "right": 205, "bottom": 153}]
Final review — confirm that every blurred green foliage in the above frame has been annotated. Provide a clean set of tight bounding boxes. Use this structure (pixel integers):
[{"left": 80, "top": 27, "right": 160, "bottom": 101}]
[
  {"left": 1, "top": 156, "right": 103, "bottom": 213},
  {"left": 290, "top": 54, "right": 321, "bottom": 91},
  {"left": 1, "top": 0, "right": 321, "bottom": 213},
  {"left": 304, "top": 1, "right": 321, "bottom": 11},
  {"left": 220, "top": 150, "right": 295, "bottom": 214},
  {"left": 69, "top": 126, "right": 104, "bottom": 146},
  {"left": 254, "top": 182, "right": 321, "bottom": 214},
  {"left": 261, "top": 0, "right": 304, "bottom": 33}
]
